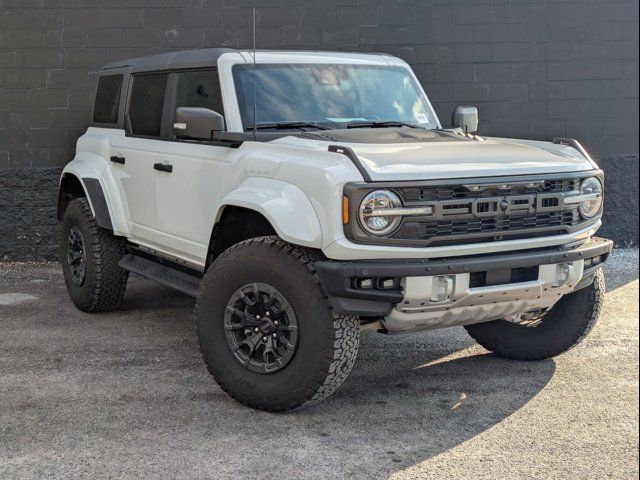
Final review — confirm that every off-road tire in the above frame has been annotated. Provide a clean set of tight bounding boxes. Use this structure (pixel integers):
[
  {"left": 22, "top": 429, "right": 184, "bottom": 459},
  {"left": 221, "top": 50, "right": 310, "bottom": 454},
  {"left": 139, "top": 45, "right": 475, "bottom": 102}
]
[
  {"left": 195, "top": 236, "right": 360, "bottom": 412},
  {"left": 465, "top": 269, "right": 605, "bottom": 360},
  {"left": 61, "top": 197, "right": 129, "bottom": 312}
]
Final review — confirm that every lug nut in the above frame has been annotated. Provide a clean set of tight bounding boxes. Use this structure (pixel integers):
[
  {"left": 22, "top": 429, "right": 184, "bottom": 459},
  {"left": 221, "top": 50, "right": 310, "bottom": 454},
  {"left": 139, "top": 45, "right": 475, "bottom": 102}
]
[
  {"left": 253, "top": 327, "right": 259, "bottom": 333},
  {"left": 272, "top": 333, "right": 277, "bottom": 338},
  {"left": 255, "top": 315, "right": 261, "bottom": 320},
  {"left": 265, "top": 311, "right": 270, "bottom": 317},
  {"left": 273, "top": 320, "right": 279, "bottom": 326},
  {"left": 262, "top": 336, "right": 268, "bottom": 342}
]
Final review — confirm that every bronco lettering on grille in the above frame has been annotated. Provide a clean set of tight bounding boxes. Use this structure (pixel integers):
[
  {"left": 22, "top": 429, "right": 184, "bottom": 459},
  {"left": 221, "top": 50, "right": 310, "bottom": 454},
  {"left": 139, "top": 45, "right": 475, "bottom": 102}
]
[{"left": 432, "top": 193, "right": 565, "bottom": 219}]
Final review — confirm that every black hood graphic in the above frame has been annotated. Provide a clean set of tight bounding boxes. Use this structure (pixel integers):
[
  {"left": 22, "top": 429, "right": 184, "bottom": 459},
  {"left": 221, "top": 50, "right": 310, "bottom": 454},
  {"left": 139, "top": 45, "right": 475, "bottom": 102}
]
[{"left": 297, "top": 127, "right": 471, "bottom": 144}]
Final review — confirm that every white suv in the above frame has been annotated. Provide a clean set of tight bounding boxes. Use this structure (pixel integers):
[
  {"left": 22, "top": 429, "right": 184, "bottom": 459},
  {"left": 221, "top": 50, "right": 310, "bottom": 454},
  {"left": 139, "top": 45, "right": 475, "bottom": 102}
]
[{"left": 58, "top": 48, "right": 612, "bottom": 411}]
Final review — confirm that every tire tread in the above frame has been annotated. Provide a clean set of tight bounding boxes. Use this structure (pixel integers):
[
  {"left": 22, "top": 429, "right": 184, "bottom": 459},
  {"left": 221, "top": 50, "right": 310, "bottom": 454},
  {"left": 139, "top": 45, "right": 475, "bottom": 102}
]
[
  {"left": 62, "top": 198, "right": 128, "bottom": 312},
  {"left": 195, "top": 236, "right": 360, "bottom": 411}
]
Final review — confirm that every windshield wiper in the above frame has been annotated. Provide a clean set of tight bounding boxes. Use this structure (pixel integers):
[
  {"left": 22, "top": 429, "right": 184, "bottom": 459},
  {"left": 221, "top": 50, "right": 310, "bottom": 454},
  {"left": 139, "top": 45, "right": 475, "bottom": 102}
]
[
  {"left": 345, "top": 120, "right": 419, "bottom": 129},
  {"left": 246, "top": 121, "right": 329, "bottom": 131}
]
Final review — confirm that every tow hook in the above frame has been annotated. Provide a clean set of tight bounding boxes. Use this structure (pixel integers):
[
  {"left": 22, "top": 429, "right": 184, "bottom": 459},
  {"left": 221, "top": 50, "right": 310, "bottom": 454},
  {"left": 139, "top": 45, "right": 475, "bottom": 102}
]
[{"left": 554, "top": 263, "right": 574, "bottom": 288}]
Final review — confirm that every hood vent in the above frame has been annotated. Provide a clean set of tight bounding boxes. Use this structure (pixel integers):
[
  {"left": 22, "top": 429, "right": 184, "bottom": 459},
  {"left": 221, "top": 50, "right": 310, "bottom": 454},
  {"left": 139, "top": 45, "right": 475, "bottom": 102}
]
[{"left": 297, "top": 127, "right": 471, "bottom": 144}]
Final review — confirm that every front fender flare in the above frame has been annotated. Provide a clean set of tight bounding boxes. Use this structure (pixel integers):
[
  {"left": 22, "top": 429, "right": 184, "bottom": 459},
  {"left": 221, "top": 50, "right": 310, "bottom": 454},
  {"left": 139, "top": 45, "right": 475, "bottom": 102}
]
[{"left": 221, "top": 178, "right": 322, "bottom": 248}]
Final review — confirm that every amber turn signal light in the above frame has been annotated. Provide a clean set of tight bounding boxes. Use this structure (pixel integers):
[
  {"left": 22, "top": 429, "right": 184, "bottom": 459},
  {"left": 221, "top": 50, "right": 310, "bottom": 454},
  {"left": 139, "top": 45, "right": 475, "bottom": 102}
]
[{"left": 342, "top": 196, "right": 349, "bottom": 224}]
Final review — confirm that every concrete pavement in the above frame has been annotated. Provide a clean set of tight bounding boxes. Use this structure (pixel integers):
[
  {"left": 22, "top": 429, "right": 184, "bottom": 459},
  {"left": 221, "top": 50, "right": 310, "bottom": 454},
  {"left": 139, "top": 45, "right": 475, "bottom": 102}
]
[{"left": 0, "top": 249, "right": 638, "bottom": 479}]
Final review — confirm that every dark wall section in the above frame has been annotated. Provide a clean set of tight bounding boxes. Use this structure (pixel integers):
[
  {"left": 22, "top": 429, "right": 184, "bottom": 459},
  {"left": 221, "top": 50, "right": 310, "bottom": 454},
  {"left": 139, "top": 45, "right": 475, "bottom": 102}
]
[
  {"left": 0, "top": 168, "right": 59, "bottom": 261},
  {"left": 597, "top": 156, "right": 639, "bottom": 246},
  {"left": 1, "top": 0, "right": 638, "bottom": 259}
]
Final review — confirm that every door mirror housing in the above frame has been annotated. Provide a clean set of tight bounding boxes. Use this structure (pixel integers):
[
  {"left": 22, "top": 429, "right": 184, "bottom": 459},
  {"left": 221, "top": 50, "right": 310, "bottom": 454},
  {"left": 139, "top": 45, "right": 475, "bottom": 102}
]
[
  {"left": 174, "top": 107, "right": 224, "bottom": 141},
  {"left": 451, "top": 106, "right": 478, "bottom": 134}
]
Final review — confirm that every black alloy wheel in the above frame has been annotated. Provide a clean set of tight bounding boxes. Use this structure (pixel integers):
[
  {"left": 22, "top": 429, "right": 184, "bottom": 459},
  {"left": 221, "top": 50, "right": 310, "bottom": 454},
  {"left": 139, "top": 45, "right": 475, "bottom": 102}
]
[
  {"left": 224, "top": 282, "right": 298, "bottom": 374},
  {"left": 67, "top": 226, "right": 87, "bottom": 286}
]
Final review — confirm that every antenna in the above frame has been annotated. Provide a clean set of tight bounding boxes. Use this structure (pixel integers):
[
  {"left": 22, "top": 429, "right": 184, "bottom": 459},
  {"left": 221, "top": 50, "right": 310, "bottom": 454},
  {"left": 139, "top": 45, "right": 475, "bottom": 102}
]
[{"left": 252, "top": 6, "right": 257, "bottom": 139}]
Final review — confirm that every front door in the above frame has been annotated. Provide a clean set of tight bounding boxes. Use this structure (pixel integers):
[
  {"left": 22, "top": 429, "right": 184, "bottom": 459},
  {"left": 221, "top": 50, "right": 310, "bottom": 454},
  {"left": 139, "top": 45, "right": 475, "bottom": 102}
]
[
  {"left": 152, "top": 141, "right": 231, "bottom": 266},
  {"left": 147, "top": 69, "right": 232, "bottom": 266}
]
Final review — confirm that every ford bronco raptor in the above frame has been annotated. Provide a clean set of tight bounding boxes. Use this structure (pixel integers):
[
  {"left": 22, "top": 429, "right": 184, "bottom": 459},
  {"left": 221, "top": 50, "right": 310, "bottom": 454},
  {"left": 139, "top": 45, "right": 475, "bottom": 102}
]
[{"left": 58, "top": 48, "right": 612, "bottom": 411}]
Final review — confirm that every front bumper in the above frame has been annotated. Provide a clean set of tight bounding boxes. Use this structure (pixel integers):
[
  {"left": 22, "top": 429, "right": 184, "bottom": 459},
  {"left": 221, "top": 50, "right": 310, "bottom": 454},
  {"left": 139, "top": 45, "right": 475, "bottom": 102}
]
[{"left": 315, "top": 237, "right": 613, "bottom": 332}]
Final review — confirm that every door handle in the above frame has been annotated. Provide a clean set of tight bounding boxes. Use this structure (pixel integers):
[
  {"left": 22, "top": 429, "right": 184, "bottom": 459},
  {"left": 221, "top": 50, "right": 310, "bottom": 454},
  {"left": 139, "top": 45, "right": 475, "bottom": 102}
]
[
  {"left": 110, "top": 155, "right": 125, "bottom": 164},
  {"left": 153, "top": 162, "right": 173, "bottom": 173}
]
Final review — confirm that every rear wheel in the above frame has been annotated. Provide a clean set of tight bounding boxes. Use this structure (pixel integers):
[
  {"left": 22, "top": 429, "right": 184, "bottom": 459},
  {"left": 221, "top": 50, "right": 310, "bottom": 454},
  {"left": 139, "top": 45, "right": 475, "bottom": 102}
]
[
  {"left": 465, "top": 270, "right": 605, "bottom": 360},
  {"left": 195, "top": 236, "right": 360, "bottom": 411},
  {"left": 61, "top": 198, "right": 128, "bottom": 312}
]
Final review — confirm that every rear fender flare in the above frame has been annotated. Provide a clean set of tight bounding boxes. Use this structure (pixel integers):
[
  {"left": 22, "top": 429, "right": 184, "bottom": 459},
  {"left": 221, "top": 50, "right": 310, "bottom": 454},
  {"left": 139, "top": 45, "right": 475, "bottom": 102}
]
[{"left": 59, "top": 153, "right": 129, "bottom": 235}]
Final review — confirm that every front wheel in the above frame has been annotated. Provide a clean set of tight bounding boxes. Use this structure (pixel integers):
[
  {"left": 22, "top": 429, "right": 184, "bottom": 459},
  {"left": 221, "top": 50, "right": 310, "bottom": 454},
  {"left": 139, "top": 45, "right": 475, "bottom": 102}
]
[
  {"left": 465, "top": 269, "right": 605, "bottom": 360},
  {"left": 195, "top": 237, "right": 360, "bottom": 411}
]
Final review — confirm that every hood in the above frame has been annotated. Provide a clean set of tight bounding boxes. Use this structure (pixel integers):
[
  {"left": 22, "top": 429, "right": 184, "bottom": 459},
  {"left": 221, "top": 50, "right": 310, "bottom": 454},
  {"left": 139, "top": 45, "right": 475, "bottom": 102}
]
[{"left": 273, "top": 128, "right": 596, "bottom": 182}]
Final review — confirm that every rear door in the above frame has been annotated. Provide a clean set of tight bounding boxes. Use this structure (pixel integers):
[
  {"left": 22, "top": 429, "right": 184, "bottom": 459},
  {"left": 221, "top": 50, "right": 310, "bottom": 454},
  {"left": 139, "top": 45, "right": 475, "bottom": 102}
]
[{"left": 109, "top": 72, "right": 171, "bottom": 249}]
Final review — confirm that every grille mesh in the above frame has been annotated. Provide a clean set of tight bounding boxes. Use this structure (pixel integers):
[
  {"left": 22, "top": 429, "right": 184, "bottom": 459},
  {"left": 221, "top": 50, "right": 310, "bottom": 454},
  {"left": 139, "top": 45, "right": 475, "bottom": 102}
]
[
  {"left": 391, "top": 179, "right": 585, "bottom": 245},
  {"left": 398, "top": 178, "right": 581, "bottom": 202}
]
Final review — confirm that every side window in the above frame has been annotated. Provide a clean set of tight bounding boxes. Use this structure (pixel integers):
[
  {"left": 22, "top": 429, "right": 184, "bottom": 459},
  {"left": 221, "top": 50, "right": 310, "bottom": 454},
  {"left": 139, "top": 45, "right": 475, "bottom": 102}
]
[
  {"left": 174, "top": 69, "right": 224, "bottom": 119},
  {"left": 93, "top": 74, "right": 123, "bottom": 124},
  {"left": 129, "top": 73, "right": 168, "bottom": 137}
]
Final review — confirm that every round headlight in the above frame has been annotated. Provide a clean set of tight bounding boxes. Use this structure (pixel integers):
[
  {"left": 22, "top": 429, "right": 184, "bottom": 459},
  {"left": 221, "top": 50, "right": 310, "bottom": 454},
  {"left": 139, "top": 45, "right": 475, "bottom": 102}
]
[
  {"left": 579, "top": 177, "right": 603, "bottom": 218},
  {"left": 359, "top": 190, "right": 402, "bottom": 236}
]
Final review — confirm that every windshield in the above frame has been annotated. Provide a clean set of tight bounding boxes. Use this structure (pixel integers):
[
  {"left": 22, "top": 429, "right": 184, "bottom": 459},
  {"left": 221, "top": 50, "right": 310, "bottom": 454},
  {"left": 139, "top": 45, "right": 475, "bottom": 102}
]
[{"left": 233, "top": 63, "right": 438, "bottom": 130}]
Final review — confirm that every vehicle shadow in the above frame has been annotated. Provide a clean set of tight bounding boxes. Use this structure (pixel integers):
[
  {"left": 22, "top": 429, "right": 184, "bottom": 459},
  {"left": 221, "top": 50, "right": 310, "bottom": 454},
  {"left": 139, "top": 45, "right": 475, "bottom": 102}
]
[
  {"left": 121, "top": 275, "right": 197, "bottom": 311},
  {"left": 117, "top": 272, "right": 555, "bottom": 478},
  {"left": 118, "top": 274, "right": 556, "bottom": 479},
  {"left": 270, "top": 332, "right": 556, "bottom": 478}
]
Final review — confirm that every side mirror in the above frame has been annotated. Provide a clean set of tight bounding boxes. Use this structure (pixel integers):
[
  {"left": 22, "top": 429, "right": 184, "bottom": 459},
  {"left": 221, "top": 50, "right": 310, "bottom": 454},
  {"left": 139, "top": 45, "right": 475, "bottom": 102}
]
[
  {"left": 451, "top": 106, "right": 478, "bottom": 134},
  {"left": 174, "top": 107, "right": 224, "bottom": 141}
]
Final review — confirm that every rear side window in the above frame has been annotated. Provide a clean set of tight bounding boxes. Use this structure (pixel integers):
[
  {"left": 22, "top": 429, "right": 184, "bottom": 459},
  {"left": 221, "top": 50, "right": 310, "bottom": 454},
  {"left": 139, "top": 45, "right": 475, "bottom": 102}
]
[
  {"left": 129, "top": 73, "right": 168, "bottom": 136},
  {"left": 93, "top": 74, "right": 123, "bottom": 124},
  {"left": 174, "top": 70, "right": 224, "bottom": 115}
]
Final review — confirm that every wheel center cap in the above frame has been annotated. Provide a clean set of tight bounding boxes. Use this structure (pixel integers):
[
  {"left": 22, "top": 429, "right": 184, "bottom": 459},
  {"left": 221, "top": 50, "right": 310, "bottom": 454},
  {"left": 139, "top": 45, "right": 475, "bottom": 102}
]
[{"left": 259, "top": 319, "right": 273, "bottom": 333}]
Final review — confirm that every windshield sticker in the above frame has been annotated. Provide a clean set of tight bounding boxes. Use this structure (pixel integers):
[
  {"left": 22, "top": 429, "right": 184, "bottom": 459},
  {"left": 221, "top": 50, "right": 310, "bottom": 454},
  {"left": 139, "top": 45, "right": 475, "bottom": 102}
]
[
  {"left": 414, "top": 113, "right": 429, "bottom": 124},
  {"left": 326, "top": 117, "right": 368, "bottom": 123}
]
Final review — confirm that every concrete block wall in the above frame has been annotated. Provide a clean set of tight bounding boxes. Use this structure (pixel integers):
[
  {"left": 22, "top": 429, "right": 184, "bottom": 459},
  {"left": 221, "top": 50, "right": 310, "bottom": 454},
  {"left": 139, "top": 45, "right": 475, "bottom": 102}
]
[
  {"left": 597, "top": 155, "right": 639, "bottom": 246},
  {"left": 0, "top": 0, "right": 638, "bottom": 260},
  {"left": 0, "top": 168, "right": 59, "bottom": 260}
]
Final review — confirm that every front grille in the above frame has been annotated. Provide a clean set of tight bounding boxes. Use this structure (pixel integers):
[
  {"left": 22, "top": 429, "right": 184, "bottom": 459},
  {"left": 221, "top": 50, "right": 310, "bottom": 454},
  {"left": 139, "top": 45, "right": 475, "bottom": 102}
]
[
  {"left": 388, "top": 178, "right": 586, "bottom": 246},
  {"left": 395, "top": 210, "right": 581, "bottom": 241}
]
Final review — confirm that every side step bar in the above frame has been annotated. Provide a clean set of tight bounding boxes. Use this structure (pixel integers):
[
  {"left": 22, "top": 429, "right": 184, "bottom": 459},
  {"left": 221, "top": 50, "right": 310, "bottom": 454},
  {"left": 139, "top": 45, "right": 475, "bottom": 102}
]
[{"left": 118, "top": 254, "right": 202, "bottom": 298}]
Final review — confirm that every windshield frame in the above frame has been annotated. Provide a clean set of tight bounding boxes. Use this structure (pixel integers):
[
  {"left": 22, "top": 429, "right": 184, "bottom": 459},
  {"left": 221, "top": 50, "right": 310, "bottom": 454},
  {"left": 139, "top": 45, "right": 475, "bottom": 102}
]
[{"left": 230, "top": 61, "right": 440, "bottom": 132}]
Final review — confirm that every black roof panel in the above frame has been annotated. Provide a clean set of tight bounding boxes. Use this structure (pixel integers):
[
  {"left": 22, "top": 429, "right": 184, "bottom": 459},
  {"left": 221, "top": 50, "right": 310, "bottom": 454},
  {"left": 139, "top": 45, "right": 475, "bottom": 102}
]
[{"left": 101, "top": 47, "right": 240, "bottom": 73}]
